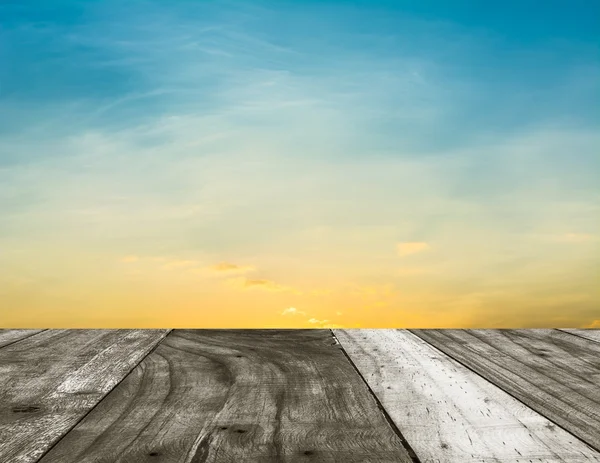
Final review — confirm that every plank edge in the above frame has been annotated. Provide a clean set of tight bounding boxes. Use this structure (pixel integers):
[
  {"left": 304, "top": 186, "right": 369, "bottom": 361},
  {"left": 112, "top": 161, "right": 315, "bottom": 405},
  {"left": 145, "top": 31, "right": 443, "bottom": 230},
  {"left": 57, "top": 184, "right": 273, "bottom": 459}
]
[
  {"left": 331, "top": 329, "right": 420, "bottom": 462},
  {"left": 33, "top": 329, "right": 173, "bottom": 462}
]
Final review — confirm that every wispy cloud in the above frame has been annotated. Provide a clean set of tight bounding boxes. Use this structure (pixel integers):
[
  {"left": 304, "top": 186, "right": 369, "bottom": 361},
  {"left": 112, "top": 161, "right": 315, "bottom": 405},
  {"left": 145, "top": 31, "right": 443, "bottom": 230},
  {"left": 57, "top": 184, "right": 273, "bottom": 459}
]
[
  {"left": 209, "top": 262, "right": 256, "bottom": 274},
  {"left": 281, "top": 308, "right": 342, "bottom": 328},
  {"left": 282, "top": 307, "right": 306, "bottom": 316},
  {"left": 244, "top": 279, "right": 295, "bottom": 292},
  {"left": 120, "top": 255, "right": 139, "bottom": 263},
  {"left": 225, "top": 277, "right": 300, "bottom": 294},
  {"left": 397, "top": 242, "right": 431, "bottom": 257}
]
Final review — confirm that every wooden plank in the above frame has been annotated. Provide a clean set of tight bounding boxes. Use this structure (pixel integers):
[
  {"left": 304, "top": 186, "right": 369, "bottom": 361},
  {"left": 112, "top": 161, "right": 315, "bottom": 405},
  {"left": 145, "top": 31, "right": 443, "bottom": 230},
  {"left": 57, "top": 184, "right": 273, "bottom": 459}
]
[
  {"left": 334, "top": 329, "right": 600, "bottom": 462},
  {"left": 0, "top": 329, "right": 169, "bottom": 463},
  {"left": 0, "top": 330, "right": 44, "bottom": 349},
  {"left": 39, "top": 329, "right": 414, "bottom": 463},
  {"left": 412, "top": 329, "right": 600, "bottom": 451},
  {"left": 561, "top": 329, "right": 600, "bottom": 344}
]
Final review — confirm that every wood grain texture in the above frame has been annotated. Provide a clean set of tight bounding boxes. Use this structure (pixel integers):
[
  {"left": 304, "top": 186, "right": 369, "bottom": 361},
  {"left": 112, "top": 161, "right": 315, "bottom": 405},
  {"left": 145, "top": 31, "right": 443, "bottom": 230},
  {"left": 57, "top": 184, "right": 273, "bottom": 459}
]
[
  {"left": 39, "top": 329, "right": 414, "bottom": 463},
  {"left": 0, "top": 330, "right": 44, "bottom": 349},
  {"left": 412, "top": 329, "right": 600, "bottom": 452},
  {"left": 0, "top": 329, "right": 169, "bottom": 463},
  {"left": 334, "top": 329, "right": 600, "bottom": 462},
  {"left": 560, "top": 329, "right": 600, "bottom": 344}
]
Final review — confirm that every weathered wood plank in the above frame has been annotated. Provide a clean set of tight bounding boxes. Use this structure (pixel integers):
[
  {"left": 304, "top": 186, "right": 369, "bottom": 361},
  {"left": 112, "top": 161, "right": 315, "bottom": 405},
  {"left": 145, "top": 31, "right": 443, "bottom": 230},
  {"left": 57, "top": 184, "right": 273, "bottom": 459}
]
[
  {"left": 0, "top": 330, "right": 44, "bottom": 349},
  {"left": 412, "top": 329, "right": 600, "bottom": 452},
  {"left": 561, "top": 329, "right": 600, "bottom": 344},
  {"left": 334, "top": 329, "right": 600, "bottom": 462},
  {"left": 39, "top": 329, "right": 414, "bottom": 463},
  {"left": 0, "top": 329, "right": 170, "bottom": 463}
]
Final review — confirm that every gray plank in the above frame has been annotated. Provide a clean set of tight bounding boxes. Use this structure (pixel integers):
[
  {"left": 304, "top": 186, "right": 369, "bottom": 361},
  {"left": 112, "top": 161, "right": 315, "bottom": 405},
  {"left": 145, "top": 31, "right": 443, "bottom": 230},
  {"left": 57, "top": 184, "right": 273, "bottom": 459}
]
[
  {"left": 0, "top": 329, "right": 169, "bottom": 463},
  {"left": 412, "top": 329, "right": 600, "bottom": 451},
  {"left": 0, "top": 330, "right": 44, "bottom": 349},
  {"left": 334, "top": 329, "right": 600, "bottom": 462},
  {"left": 39, "top": 329, "right": 414, "bottom": 463},
  {"left": 561, "top": 329, "right": 600, "bottom": 344}
]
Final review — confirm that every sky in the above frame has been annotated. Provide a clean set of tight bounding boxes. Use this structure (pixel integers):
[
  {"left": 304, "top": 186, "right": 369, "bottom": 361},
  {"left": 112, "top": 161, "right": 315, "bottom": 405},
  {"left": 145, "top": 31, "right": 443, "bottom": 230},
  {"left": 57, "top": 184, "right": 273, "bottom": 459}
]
[{"left": 1, "top": 0, "right": 599, "bottom": 328}]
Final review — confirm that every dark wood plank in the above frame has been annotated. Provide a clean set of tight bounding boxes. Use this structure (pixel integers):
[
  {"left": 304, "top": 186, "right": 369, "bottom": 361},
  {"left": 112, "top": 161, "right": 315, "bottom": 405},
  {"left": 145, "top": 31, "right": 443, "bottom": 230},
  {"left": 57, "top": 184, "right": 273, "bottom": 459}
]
[
  {"left": 0, "top": 329, "right": 169, "bottom": 463},
  {"left": 561, "top": 329, "right": 600, "bottom": 344},
  {"left": 334, "top": 329, "right": 600, "bottom": 462},
  {"left": 39, "top": 329, "right": 414, "bottom": 463},
  {"left": 412, "top": 329, "right": 600, "bottom": 451},
  {"left": 0, "top": 330, "right": 44, "bottom": 349}
]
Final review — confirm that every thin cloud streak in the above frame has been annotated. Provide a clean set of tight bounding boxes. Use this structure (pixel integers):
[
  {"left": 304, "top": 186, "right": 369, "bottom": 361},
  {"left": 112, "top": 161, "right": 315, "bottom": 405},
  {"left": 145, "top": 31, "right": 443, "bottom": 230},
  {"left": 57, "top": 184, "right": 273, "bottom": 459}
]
[
  {"left": 282, "top": 307, "right": 306, "bottom": 316},
  {"left": 209, "top": 262, "right": 256, "bottom": 274},
  {"left": 225, "top": 277, "right": 301, "bottom": 294}
]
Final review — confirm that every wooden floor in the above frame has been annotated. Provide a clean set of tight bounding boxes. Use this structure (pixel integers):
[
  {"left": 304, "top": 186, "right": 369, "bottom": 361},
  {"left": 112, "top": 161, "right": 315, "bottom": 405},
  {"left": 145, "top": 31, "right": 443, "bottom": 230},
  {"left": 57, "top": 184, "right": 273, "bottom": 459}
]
[{"left": 1, "top": 329, "right": 599, "bottom": 462}]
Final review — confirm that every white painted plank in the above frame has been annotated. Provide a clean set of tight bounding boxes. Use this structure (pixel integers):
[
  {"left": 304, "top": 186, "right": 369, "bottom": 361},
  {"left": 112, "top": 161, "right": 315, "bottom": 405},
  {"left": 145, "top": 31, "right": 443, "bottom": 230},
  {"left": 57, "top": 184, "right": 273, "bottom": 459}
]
[
  {"left": 334, "top": 329, "right": 600, "bottom": 462},
  {"left": 413, "top": 329, "right": 600, "bottom": 448}
]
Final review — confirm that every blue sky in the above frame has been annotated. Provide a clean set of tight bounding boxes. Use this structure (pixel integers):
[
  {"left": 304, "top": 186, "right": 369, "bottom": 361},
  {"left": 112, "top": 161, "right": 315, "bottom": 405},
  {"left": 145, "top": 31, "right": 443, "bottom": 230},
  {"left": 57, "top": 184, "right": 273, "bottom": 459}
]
[
  {"left": 1, "top": 0, "right": 599, "bottom": 327},
  {"left": 3, "top": 0, "right": 598, "bottom": 136}
]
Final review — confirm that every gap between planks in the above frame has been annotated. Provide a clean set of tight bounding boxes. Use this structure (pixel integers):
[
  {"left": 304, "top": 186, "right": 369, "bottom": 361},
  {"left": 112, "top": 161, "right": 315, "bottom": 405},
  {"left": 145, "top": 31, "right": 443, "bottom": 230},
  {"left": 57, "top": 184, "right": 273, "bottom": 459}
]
[
  {"left": 38, "top": 329, "right": 420, "bottom": 462},
  {"left": 329, "top": 329, "right": 421, "bottom": 463},
  {"left": 0, "top": 329, "right": 172, "bottom": 463},
  {"left": 414, "top": 327, "right": 594, "bottom": 446},
  {"left": 558, "top": 328, "right": 600, "bottom": 344},
  {"left": 8, "top": 328, "right": 598, "bottom": 462},
  {"left": 411, "top": 328, "right": 600, "bottom": 454},
  {"left": 37, "top": 329, "right": 415, "bottom": 462},
  {"left": 410, "top": 329, "right": 600, "bottom": 455},
  {"left": 0, "top": 330, "right": 47, "bottom": 350},
  {"left": 32, "top": 329, "right": 173, "bottom": 463},
  {"left": 335, "top": 329, "right": 600, "bottom": 462}
]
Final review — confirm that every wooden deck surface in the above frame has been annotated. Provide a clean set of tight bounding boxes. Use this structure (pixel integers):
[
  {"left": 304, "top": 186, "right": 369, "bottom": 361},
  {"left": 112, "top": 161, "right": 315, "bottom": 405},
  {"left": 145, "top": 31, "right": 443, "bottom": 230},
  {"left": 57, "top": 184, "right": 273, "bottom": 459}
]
[
  {"left": 412, "top": 329, "right": 600, "bottom": 450},
  {"left": 1, "top": 329, "right": 599, "bottom": 463}
]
